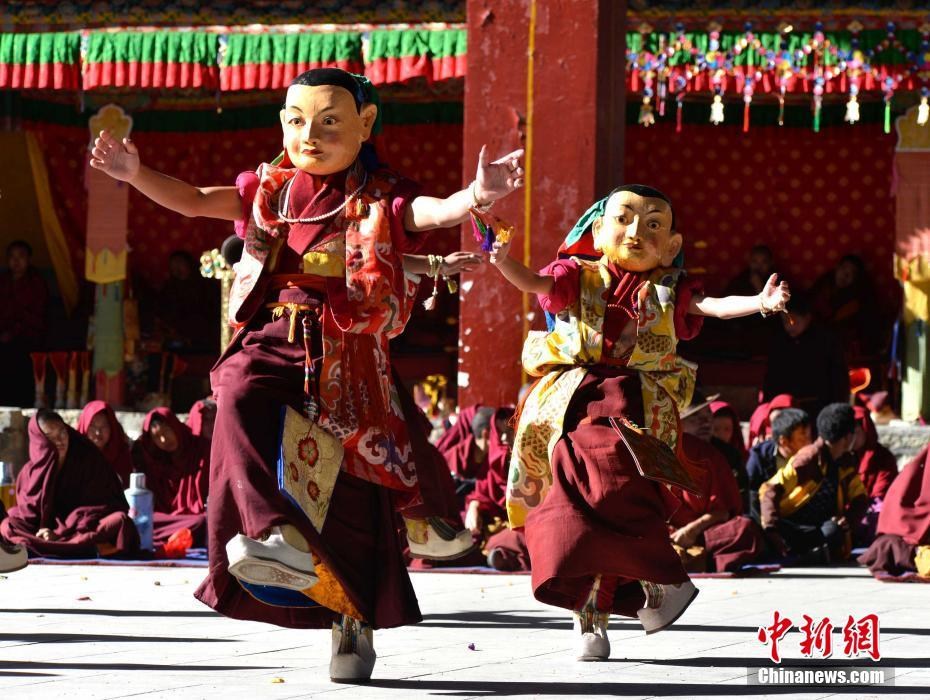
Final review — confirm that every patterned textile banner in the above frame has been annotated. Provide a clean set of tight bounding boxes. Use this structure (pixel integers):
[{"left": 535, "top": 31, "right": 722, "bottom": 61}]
[
  {"left": 0, "top": 32, "right": 80, "bottom": 89},
  {"left": 83, "top": 32, "right": 220, "bottom": 90},
  {"left": 623, "top": 121, "right": 898, "bottom": 306}
]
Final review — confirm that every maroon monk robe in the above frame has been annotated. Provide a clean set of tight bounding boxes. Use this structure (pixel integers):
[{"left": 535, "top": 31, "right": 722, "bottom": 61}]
[
  {"left": 672, "top": 435, "right": 765, "bottom": 572},
  {"left": 436, "top": 405, "right": 482, "bottom": 455},
  {"left": 0, "top": 417, "right": 138, "bottom": 558},
  {"left": 464, "top": 407, "right": 514, "bottom": 523},
  {"left": 853, "top": 406, "right": 898, "bottom": 501},
  {"left": 132, "top": 408, "right": 209, "bottom": 548},
  {"left": 0, "top": 268, "right": 49, "bottom": 407},
  {"left": 747, "top": 394, "right": 797, "bottom": 449},
  {"left": 193, "top": 165, "right": 422, "bottom": 630},
  {"left": 395, "top": 371, "right": 463, "bottom": 525},
  {"left": 524, "top": 260, "right": 703, "bottom": 616},
  {"left": 858, "top": 444, "right": 930, "bottom": 576},
  {"left": 77, "top": 401, "right": 134, "bottom": 488}
]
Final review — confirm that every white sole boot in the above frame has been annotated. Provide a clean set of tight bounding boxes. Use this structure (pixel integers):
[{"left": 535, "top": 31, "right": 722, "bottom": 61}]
[
  {"left": 573, "top": 609, "right": 610, "bottom": 661},
  {"left": 637, "top": 580, "right": 699, "bottom": 634},
  {"left": 330, "top": 615, "right": 376, "bottom": 683},
  {"left": 226, "top": 525, "right": 318, "bottom": 591},
  {"left": 0, "top": 541, "right": 27, "bottom": 574},
  {"left": 405, "top": 516, "right": 476, "bottom": 561}
]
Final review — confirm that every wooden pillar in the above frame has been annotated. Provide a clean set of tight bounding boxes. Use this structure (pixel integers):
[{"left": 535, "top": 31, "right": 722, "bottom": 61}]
[{"left": 459, "top": 0, "right": 626, "bottom": 406}]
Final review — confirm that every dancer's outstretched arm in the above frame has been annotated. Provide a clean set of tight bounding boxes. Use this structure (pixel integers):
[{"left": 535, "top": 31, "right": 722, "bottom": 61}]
[
  {"left": 689, "top": 274, "right": 790, "bottom": 319},
  {"left": 403, "top": 251, "right": 483, "bottom": 276},
  {"left": 488, "top": 236, "right": 554, "bottom": 296},
  {"left": 405, "top": 145, "right": 524, "bottom": 231},
  {"left": 90, "top": 130, "right": 241, "bottom": 221}
]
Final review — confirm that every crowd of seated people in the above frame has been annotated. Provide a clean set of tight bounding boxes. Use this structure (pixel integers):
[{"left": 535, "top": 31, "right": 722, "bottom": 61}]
[
  {"left": 0, "top": 385, "right": 927, "bottom": 582},
  {"left": 414, "top": 378, "right": 927, "bottom": 581},
  {"left": 0, "top": 399, "right": 214, "bottom": 567}
]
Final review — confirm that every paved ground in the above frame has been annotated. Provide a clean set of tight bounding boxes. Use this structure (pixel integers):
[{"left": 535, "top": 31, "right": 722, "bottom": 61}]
[{"left": 0, "top": 563, "right": 926, "bottom": 699}]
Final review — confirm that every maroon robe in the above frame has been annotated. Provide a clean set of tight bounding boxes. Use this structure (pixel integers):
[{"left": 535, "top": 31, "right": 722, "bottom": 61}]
[
  {"left": 132, "top": 408, "right": 209, "bottom": 548},
  {"left": 524, "top": 261, "right": 703, "bottom": 616},
  {"left": 77, "top": 401, "right": 134, "bottom": 489},
  {"left": 0, "top": 417, "right": 138, "bottom": 558},
  {"left": 464, "top": 408, "right": 514, "bottom": 523},
  {"left": 0, "top": 269, "right": 49, "bottom": 406},
  {"left": 853, "top": 406, "right": 898, "bottom": 501},
  {"left": 193, "top": 165, "right": 422, "bottom": 630},
  {"left": 671, "top": 435, "right": 765, "bottom": 572},
  {"left": 858, "top": 444, "right": 930, "bottom": 575},
  {"left": 395, "top": 372, "right": 463, "bottom": 525},
  {"left": 440, "top": 405, "right": 490, "bottom": 481}
]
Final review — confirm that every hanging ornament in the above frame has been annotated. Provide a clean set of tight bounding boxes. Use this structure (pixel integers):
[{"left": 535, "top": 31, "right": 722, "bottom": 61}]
[
  {"left": 710, "top": 93, "right": 725, "bottom": 125},
  {"left": 918, "top": 88, "right": 929, "bottom": 127},
  {"left": 674, "top": 75, "right": 686, "bottom": 133},
  {"left": 657, "top": 74, "right": 667, "bottom": 117},
  {"left": 776, "top": 78, "right": 787, "bottom": 126},
  {"left": 883, "top": 77, "right": 895, "bottom": 134},
  {"left": 812, "top": 79, "right": 824, "bottom": 133},
  {"left": 742, "top": 79, "right": 753, "bottom": 133},
  {"left": 639, "top": 95, "right": 656, "bottom": 127},
  {"left": 845, "top": 83, "right": 860, "bottom": 124}
]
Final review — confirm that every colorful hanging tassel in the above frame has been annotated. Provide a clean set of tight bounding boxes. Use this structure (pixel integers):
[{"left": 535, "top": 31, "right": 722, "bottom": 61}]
[
  {"left": 469, "top": 208, "right": 514, "bottom": 252},
  {"left": 812, "top": 80, "right": 824, "bottom": 133},
  {"left": 778, "top": 84, "right": 786, "bottom": 127},
  {"left": 676, "top": 94, "right": 684, "bottom": 132},
  {"left": 883, "top": 78, "right": 895, "bottom": 134},
  {"left": 742, "top": 81, "right": 753, "bottom": 133}
]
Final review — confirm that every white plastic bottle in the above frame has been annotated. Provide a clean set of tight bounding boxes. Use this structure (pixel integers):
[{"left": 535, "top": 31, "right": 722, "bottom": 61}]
[{"left": 125, "top": 472, "right": 154, "bottom": 552}]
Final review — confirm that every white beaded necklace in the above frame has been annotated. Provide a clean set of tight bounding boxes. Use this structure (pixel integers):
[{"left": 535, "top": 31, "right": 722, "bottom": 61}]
[{"left": 277, "top": 171, "right": 368, "bottom": 224}]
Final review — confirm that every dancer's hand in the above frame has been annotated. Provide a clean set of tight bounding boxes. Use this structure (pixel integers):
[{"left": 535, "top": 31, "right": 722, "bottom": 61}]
[
  {"left": 473, "top": 145, "right": 525, "bottom": 205},
  {"left": 90, "top": 129, "right": 141, "bottom": 182},
  {"left": 441, "top": 252, "right": 483, "bottom": 276},
  {"left": 489, "top": 237, "right": 512, "bottom": 266},
  {"left": 760, "top": 274, "right": 791, "bottom": 314}
]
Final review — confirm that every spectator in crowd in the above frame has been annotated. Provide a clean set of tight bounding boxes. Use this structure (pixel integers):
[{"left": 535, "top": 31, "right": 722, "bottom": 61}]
[
  {"left": 747, "top": 394, "right": 797, "bottom": 448},
  {"left": 760, "top": 403, "right": 868, "bottom": 564},
  {"left": 811, "top": 254, "right": 882, "bottom": 361},
  {"left": 850, "top": 405, "right": 899, "bottom": 546},
  {"left": 155, "top": 250, "right": 220, "bottom": 354},
  {"left": 671, "top": 397, "right": 765, "bottom": 573},
  {"left": 858, "top": 442, "right": 930, "bottom": 578},
  {"left": 77, "top": 401, "right": 134, "bottom": 488},
  {"left": 763, "top": 293, "right": 849, "bottom": 420},
  {"left": 0, "top": 240, "right": 49, "bottom": 406},
  {"left": 745, "top": 408, "right": 812, "bottom": 521},
  {"left": 132, "top": 408, "right": 209, "bottom": 548},
  {"left": 0, "top": 410, "right": 138, "bottom": 558}
]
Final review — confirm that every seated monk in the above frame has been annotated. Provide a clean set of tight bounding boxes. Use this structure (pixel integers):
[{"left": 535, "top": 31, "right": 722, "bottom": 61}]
[
  {"left": 763, "top": 294, "right": 849, "bottom": 421},
  {"left": 0, "top": 410, "right": 139, "bottom": 558},
  {"left": 858, "top": 443, "right": 930, "bottom": 578},
  {"left": 746, "top": 393, "right": 797, "bottom": 448},
  {"left": 186, "top": 398, "right": 217, "bottom": 442},
  {"left": 443, "top": 406, "right": 497, "bottom": 505},
  {"left": 0, "top": 502, "right": 28, "bottom": 572},
  {"left": 672, "top": 398, "right": 765, "bottom": 573},
  {"left": 745, "top": 408, "right": 812, "bottom": 521},
  {"left": 760, "top": 403, "right": 868, "bottom": 565},
  {"left": 851, "top": 406, "right": 898, "bottom": 546},
  {"left": 462, "top": 408, "right": 518, "bottom": 565},
  {"left": 132, "top": 408, "right": 208, "bottom": 548},
  {"left": 77, "top": 400, "right": 134, "bottom": 488}
]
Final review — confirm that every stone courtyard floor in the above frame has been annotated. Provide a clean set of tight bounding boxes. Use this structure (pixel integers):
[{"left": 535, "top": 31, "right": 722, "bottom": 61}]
[{"left": 0, "top": 563, "right": 927, "bottom": 699}]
